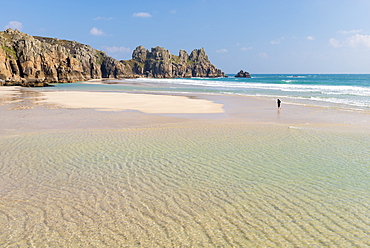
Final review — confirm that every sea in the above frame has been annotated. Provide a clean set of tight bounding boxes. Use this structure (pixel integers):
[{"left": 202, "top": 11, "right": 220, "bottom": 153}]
[
  {"left": 44, "top": 74, "right": 370, "bottom": 112},
  {"left": 0, "top": 74, "right": 370, "bottom": 247}
]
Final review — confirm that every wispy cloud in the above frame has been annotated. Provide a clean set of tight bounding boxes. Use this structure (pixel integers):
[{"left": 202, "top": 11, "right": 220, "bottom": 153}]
[
  {"left": 347, "top": 34, "right": 370, "bottom": 47},
  {"left": 306, "top": 36, "right": 315, "bottom": 40},
  {"left": 102, "top": 46, "right": 131, "bottom": 54},
  {"left": 329, "top": 34, "right": 370, "bottom": 48},
  {"left": 241, "top": 47, "right": 252, "bottom": 51},
  {"left": 270, "top": 37, "right": 284, "bottom": 45},
  {"left": 169, "top": 9, "right": 177, "bottom": 14},
  {"left": 132, "top": 12, "right": 152, "bottom": 18},
  {"left": 337, "top": 29, "right": 363, "bottom": 35},
  {"left": 94, "top": 16, "right": 113, "bottom": 21},
  {"left": 4, "top": 21, "right": 23, "bottom": 30},
  {"left": 90, "top": 27, "right": 105, "bottom": 36},
  {"left": 258, "top": 53, "right": 269, "bottom": 59},
  {"left": 236, "top": 42, "right": 252, "bottom": 51},
  {"left": 329, "top": 38, "right": 342, "bottom": 48},
  {"left": 216, "top": 49, "right": 228, "bottom": 53}
]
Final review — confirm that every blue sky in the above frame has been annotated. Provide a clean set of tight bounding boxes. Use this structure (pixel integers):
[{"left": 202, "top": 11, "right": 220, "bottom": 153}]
[{"left": 2, "top": 0, "right": 370, "bottom": 74}]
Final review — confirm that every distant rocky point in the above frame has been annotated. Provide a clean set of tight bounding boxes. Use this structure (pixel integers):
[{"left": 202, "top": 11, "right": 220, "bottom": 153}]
[
  {"left": 0, "top": 29, "right": 225, "bottom": 86},
  {"left": 235, "top": 70, "right": 251, "bottom": 78}
]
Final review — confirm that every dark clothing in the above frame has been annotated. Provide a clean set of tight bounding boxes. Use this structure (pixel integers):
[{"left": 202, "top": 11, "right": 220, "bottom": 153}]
[{"left": 277, "top": 99, "right": 281, "bottom": 108}]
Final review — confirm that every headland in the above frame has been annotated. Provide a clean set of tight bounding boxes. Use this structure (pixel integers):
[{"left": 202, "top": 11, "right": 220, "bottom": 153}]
[{"left": 0, "top": 29, "right": 225, "bottom": 87}]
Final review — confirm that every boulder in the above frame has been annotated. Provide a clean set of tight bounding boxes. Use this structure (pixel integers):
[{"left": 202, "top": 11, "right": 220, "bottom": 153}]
[{"left": 235, "top": 70, "right": 251, "bottom": 78}]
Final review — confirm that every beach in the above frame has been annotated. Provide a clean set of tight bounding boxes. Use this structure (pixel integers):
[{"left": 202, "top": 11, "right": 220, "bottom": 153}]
[
  {"left": 0, "top": 82, "right": 370, "bottom": 247},
  {"left": 2, "top": 83, "right": 369, "bottom": 132},
  {"left": 38, "top": 91, "right": 224, "bottom": 114}
]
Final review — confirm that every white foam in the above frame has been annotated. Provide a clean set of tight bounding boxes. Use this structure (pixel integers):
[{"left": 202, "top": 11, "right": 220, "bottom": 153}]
[{"left": 119, "top": 78, "right": 370, "bottom": 109}]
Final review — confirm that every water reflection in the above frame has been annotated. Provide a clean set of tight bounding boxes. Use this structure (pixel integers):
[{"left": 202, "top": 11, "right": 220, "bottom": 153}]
[{"left": 0, "top": 87, "right": 44, "bottom": 110}]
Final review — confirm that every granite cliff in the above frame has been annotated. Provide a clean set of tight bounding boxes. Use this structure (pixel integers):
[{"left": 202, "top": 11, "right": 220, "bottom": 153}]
[
  {"left": 0, "top": 29, "right": 225, "bottom": 86},
  {"left": 127, "top": 46, "right": 225, "bottom": 78}
]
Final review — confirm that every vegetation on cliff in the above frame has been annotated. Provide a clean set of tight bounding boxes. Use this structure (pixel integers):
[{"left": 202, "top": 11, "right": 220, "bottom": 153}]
[{"left": 0, "top": 29, "right": 225, "bottom": 86}]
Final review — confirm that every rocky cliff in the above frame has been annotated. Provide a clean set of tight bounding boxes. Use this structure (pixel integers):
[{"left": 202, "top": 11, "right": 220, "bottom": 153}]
[
  {"left": 126, "top": 46, "right": 225, "bottom": 78},
  {"left": 0, "top": 29, "right": 225, "bottom": 86}
]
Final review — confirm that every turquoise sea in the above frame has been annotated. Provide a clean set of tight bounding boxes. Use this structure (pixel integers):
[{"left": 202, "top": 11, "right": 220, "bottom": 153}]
[
  {"left": 0, "top": 74, "right": 370, "bottom": 246},
  {"left": 45, "top": 74, "right": 370, "bottom": 112}
]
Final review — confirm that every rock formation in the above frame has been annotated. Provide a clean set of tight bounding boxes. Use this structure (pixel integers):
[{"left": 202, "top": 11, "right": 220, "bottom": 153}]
[
  {"left": 235, "top": 70, "right": 251, "bottom": 78},
  {"left": 0, "top": 29, "right": 225, "bottom": 86},
  {"left": 125, "top": 46, "right": 225, "bottom": 78}
]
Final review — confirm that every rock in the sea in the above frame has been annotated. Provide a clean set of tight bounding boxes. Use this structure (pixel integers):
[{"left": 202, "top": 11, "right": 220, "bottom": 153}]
[
  {"left": 235, "top": 70, "right": 251, "bottom": 78},
  {"left": 0, "top": 29, "right": 225, "bottom": 86}
]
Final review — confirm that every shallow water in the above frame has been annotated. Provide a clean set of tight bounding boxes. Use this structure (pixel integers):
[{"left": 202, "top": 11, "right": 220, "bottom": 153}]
[{"left": 0, "top": 122, "right": 369, "bottom": 247}]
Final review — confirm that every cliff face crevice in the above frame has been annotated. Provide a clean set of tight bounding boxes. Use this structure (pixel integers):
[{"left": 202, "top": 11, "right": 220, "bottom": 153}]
[{"left": 0, "top": 29, "right": 225, "bottom": 86}]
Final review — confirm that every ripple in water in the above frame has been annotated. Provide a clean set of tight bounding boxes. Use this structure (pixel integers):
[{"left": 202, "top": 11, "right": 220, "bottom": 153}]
[{"left": 0, "top": 123, "right": 369, "bottom": 247}]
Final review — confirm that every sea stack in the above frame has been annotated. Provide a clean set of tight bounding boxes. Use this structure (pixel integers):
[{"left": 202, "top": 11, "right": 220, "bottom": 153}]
[{"left": 235, "top": 70, "right": 251, "bottom": 78}]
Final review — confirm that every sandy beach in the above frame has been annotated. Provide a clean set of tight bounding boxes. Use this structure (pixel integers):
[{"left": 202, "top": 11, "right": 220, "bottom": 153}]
[
  {"left": 38, "top": 90, "right": 224, "bottom": 114},
  {"left": 0, "top": 84, "right": 370, "bottom": 247},
  {"left": 2, "top": 84, "right": 369, "bottom": 132}
]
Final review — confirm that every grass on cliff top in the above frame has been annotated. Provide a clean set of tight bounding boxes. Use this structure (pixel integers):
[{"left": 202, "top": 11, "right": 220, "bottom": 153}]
[
  {"left": 170, "top": 55, "right": 181, "bottom": 63},
  {"left": 122, "top": 60, "right": 145, "bottom": 68},
  {"left": 122, "top": 55, "right": 194, "bottom": 65},
  {"left": 34, "top": 36, "right": 74, "bottom": 47},
  {"left": 0, "top": 31, "right": 13, "bottom": 42},
  {"left": 1, "top": 45, "right": 17, "bottom": 59}
]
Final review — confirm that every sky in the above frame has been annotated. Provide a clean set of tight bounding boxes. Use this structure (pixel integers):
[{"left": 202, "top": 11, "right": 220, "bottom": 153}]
[{"left": 1, "top": 0, "right": 370, "bottom": 74}]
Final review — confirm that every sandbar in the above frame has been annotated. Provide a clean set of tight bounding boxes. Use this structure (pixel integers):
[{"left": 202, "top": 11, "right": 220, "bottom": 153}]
[{"left": 38, "top": 91, "right": 224, "bottom": 114}]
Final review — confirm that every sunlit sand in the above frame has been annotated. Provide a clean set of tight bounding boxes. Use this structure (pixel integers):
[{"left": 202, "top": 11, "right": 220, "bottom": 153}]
[{"left": 38, "top": 91, "right": 224, "bottom": 114}]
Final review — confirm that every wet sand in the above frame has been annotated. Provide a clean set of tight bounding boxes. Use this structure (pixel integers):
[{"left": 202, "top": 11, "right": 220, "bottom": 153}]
[
  {"left": 0, "top": 86, "right": 370, "bottom": 247},
  {"left": 1, "top": 86, "right": 369, "bottom": 133}
]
